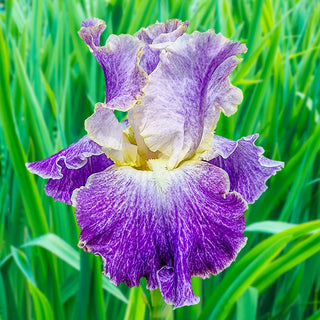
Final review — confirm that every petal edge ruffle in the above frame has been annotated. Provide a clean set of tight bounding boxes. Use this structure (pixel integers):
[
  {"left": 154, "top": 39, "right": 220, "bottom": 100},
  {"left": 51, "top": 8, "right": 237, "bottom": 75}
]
[
  {"left": 26, "top": 136, "right": 112, "bottom": 204},
  {"left": 135, "top": 19, "right": 189, "bottom": 74},
  {"left": 207, "top": 134, "right": 284, "bottom": 203}
]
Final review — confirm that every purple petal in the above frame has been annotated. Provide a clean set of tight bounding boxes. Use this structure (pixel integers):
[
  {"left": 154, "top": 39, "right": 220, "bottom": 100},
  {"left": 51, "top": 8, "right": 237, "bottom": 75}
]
[
  {"left": 78, "top": 18, "right": 147, "bottom": 111},
  {"left": 72, "top": 161, "right": 247, "bottom": 308},
  {"left": 135, "top": 19, "right": 189, "bottom": 74},
  {"left": 208, "top": 134, "right": 284, "bottom": 203},
  {"left": 131, "top": 31, "right": 247, "bottom": 169},
  {"left": 26, "top": 136, "right": 113, "bottom": 204}
]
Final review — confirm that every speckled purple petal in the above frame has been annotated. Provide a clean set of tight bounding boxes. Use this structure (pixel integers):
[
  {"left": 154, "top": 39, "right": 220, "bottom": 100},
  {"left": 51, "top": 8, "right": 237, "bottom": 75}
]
[
  {"left": 26, "top": 136, "right": 113, "bottom": 204},
  {"left": 78, "top": 18, "right": 147, "bottom": 111},
  {"left": 208, "top": 134, "right": 284, "bottom": 203},
  {"left": 132, "top": 31, "right": 247, "bottom": 169},
  {"left": 72, "top": 161, "right": 247, "bottom": 308},
  {"left": 135, "top": 19, "right": 189, "bottom": 74}
]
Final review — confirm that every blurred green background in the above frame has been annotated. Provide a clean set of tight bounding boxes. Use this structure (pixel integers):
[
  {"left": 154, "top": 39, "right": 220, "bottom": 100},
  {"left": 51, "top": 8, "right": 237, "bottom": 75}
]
[{"left": 0, "top": 0, "right": 320, "bottom": 319}]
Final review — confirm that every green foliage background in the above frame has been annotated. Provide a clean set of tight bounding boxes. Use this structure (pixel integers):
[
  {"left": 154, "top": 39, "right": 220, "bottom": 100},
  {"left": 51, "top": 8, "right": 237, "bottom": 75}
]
[{"left": 0, "top": 0, "right": 320, "bottom": 319}]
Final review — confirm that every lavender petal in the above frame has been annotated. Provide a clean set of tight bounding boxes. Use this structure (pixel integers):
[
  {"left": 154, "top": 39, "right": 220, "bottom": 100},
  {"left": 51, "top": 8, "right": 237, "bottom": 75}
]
[
  {"left": 135, "top": 19, "right": 188, "bottom": 74},
  {"left": 132, "top": 31, "right": 247, "bottom": 169}
]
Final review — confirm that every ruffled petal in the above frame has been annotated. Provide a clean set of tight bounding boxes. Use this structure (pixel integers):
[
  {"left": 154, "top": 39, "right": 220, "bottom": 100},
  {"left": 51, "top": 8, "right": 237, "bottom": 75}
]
[
  {"left": 26, "top": 136, "right": 112, "bottom": 204},
  {"left": 135, "top": 19, "right": 189, "bottom": 74},
  {"left": 207, "top": 134, "right": 284, "bottom": 203},
  {"left": 72, "top": 161, "right": 247, "bottom": 308},
  {"left": 131, "top": 31, "right": 246, "bottom": 169},
  {"left": 78, "top": 18, "right": 147, "bottom": 111}
]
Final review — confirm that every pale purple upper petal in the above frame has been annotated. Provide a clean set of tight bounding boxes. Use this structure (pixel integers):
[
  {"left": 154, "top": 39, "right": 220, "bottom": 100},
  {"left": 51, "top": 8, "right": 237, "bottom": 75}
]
[
  {"left": 72, "top": 161, "right": 247, "bottom": 308},
  {"left": 26, "top": 136, "right": 113, "bottom": 204},
  {"left": 85, "top": 103, "right": 124, "bottom": 150},
  {"left": 78, "top": 18, "right": 147, "bottom": 111},
  {"left": 135, "top": 19, "right": 189, "bottom": 74},
  {"left": 85, "top": 103, "right": 140, "bottom": 166},
  {"left": 131, "top": 31, "right": 247, "bottom": 169},
  {"left": 208, "top": 134, "right": 284, "bottom": 203}
]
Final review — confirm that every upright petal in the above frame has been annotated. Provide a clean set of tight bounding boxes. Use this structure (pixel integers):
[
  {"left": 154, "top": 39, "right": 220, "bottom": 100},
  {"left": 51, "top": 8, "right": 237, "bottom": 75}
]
[
  {"left": 132, "top": 31, "right": 247, "bottom": 169},
  {"left": 78, "top": 18, "right": 147, "bottom": 111},
  {"left": 26, "top": 136, "right": 112, "bottom": 204},
  {"left": 72, "top": 161, "right": 247, "bottom": 308},
  {"left": 135, "top": 19, "right": 189, "bottom": 74},
  {"left": 207, "top": 134, "right": 284, "bottom": 203}
]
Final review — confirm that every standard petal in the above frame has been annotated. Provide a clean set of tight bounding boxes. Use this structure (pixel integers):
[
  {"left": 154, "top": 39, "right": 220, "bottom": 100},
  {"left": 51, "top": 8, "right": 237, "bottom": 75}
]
[
  {"left": 135, "top": 19, "right": 188, "bottom": 74},
  {"left": 207, "top": 134, "right": 284, "bottom": 203},
  {"left": 78, "top": 18, "right": 147, "bottom": 111},
  {"left": 72, "top": 161, "right": 247, "bottom": 308},
  {"left": 26, "top": 136, "right": 112, "bottom": 204},
  {"left": 132, "top": 31, "right": 247, "bottom": 169}
]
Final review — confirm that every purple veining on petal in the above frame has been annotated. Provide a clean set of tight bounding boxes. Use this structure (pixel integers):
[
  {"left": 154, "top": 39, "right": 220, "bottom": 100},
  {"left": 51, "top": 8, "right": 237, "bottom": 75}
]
[
  {"left": 26, "top": 136, "right": 113, "bottom": 204},
  {"left": 208, "top": 134, "right": 284, "bottom": 203},
  {"left": 72, "top": 161, "right": 247, "bottom": 308},
  {"left": 80, "top": 18, "right": 106, "bottom": 46},
  {"left": 78, "top": 18, "right": 147, "bottom": 111},
  {"left": 132, "top": 31, "right": 247, "bottom": 169},
  {"left": 135, "top": 19, "right": 189, "bottom": 74}
]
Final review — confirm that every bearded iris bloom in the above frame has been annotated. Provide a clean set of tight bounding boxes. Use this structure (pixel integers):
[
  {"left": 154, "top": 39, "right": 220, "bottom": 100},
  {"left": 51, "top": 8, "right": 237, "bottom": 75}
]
[{"left": 27, "top": 18, "right": 283, "bottom": 308}]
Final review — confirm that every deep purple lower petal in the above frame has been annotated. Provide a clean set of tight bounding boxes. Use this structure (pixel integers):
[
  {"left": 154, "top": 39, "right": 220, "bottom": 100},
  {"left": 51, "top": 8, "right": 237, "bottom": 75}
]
[
  {"left": 26, "top": 136, "right": 113, "bottom": 204},
  {"left": 208, "top": 134, "right": 284, "bottom": 203},
  {"left": 44, "top": 154, "right": 112, "bottom": 204},
  {"left": 72, "top": 161, "right": 247, "bottom": 308}
]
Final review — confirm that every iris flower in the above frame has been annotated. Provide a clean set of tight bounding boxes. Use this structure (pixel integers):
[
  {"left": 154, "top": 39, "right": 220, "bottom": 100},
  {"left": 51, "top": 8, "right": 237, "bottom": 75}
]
[{"left": 27, "top": 18, "right": 283, "bottom": 308}]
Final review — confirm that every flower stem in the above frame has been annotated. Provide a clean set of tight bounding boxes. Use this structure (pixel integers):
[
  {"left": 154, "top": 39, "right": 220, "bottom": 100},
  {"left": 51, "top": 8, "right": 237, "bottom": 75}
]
[{"left": 150, "top": 289, "right": 173, "bottom": 320}]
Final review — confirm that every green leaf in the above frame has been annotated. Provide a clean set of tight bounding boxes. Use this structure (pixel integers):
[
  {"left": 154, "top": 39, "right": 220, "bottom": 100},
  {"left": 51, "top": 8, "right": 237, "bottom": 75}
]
[
  {"left": 0, "top": 26, "right": 49, "bottom": 237},
  {"left": 254, "top": 230, "right": 320, "bottom": 293},
  {"left": 0, "top": 273, "right": 8, "bottom": 320},
  {"left": 306, "top": 308, "right": 320, "bottom": 320},
  {"left": 200, "top": 237, "right": 290, "bottom": 320},
  {"left": 124, "top": 287, "right": 146, "bottom": 320},
  {"left": 22, "top": 233, "right": 80, "bottom": 270},
  {"left": 60, "top": 272, "right": 80, "bottom": 304},
  {"left": 12, "top": 43, "right": 53, "bottom": 157},
  {"left": 200, "top": 221, "right": 320, "bottom": 320},
  {"left": 22, "top": 233, "right": 128, "bottom": 303},
  {"left": 72, "top": 251, "right": 92, "bottom": 320},
  {"left": 102, "top": 277, "right": 128, "bottom": 303},
  {"left": 245, "top": 221, "right": 297, "bottom": 234},
  {"left": 236, "top": 286, "right": 259, "bottom": 320},
  {"left": 11, "top": 246, "right": 36, "bottom": 287},
  {"left": 28, "top": 281, "right": 54, "bottom": 320}
]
